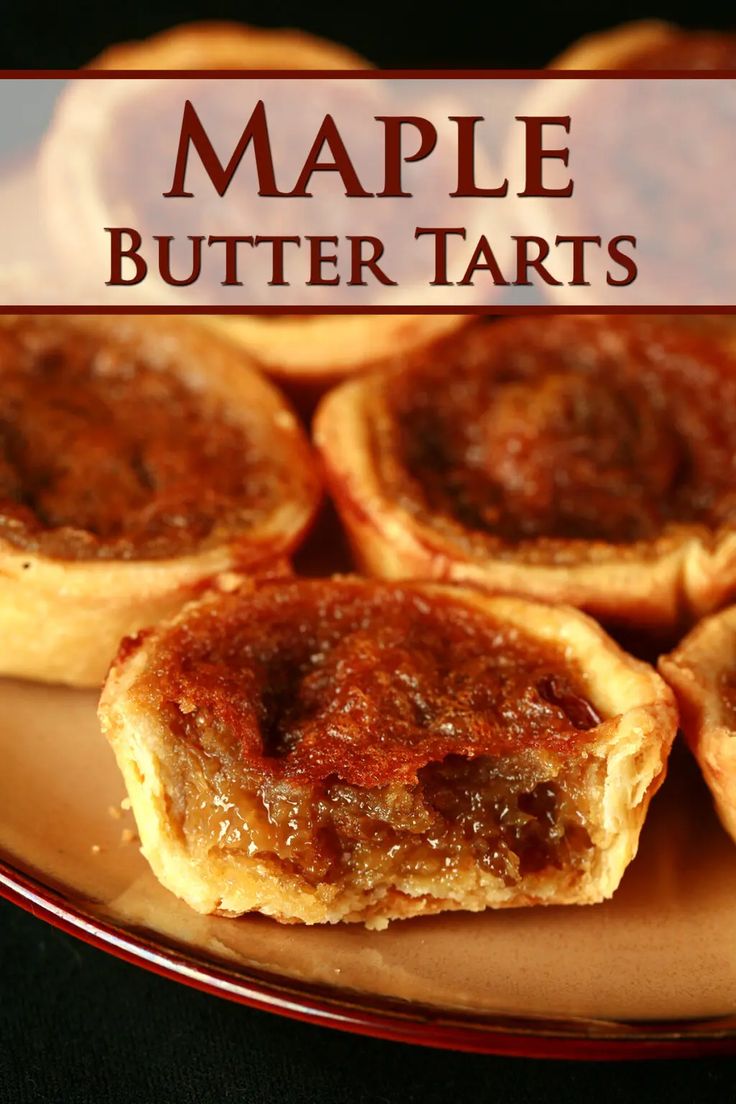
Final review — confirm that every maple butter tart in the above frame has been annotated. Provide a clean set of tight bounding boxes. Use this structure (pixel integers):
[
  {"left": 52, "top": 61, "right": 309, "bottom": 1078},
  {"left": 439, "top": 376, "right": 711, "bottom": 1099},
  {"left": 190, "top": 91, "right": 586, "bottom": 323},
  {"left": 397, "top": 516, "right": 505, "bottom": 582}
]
[{"left": 99, "top": 576, "right": 676, "bottom": 927}]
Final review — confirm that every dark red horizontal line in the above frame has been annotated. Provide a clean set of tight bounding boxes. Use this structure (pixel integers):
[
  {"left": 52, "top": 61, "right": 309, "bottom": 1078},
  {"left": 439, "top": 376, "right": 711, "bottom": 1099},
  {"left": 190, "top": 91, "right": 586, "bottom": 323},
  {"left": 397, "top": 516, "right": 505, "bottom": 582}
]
[
  {"left": 1, "top": 306, "right": 734, "bottom": 315},
  {"left": 1, "top": 69, "right": 736, "bottom": 79}
]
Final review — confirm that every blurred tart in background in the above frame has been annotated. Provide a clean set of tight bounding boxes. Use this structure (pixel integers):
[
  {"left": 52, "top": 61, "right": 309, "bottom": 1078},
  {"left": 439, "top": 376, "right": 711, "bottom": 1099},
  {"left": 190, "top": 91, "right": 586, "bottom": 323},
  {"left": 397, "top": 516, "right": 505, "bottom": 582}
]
[
  {"left": 553, "top": 20, "right": 736, "bottom": 70},
  {"left": 42, "top": 21, "right": 470, "bottom": 400}
]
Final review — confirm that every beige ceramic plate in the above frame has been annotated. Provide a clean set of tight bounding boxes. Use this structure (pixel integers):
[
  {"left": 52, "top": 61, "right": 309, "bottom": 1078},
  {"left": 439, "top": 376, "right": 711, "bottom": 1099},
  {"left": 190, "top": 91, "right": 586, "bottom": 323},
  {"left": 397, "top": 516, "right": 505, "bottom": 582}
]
[
  {"left": 2, "top": 692, "right": 736, "bottom": 1058},
  {"left": 2, "top": 513, "right": 736, "bottom": 1057}
]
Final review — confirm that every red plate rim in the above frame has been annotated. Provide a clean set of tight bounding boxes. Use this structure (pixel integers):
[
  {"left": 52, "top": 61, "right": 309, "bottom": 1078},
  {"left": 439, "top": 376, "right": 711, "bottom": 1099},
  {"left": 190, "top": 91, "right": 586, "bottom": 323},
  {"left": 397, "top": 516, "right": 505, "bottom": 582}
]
[{"left": 2, "top": 854, "right": 736, "bottom": 1061}]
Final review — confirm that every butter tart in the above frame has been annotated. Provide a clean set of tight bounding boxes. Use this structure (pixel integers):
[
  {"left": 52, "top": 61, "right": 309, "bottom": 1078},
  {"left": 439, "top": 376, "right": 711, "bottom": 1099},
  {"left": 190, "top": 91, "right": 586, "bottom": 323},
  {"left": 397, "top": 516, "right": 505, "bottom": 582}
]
[
  {"left": 553, "top": 20, "right": 736, "bottom": 70},
  {"left": 315, "top": 315, "right": 736, "bottom": 632},
  {"left": 659, "top": 607, "right": 736, "bottom": 843},
  {"left": 98, "top": 576, "right": 676, "bottom": 928},
  {"left": 45, "top": 21, "right": 469, "bottom": 395},
  {"left": 0, "top": 315, "right": 319, "bottom": 687}
]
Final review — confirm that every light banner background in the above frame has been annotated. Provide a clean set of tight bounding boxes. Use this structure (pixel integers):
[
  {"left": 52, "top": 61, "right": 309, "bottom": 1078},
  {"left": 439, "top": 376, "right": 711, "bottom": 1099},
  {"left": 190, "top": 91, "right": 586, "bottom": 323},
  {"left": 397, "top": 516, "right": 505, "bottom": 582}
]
[{"left": 0, "top": 75, "right": 733, "bottom": 307}]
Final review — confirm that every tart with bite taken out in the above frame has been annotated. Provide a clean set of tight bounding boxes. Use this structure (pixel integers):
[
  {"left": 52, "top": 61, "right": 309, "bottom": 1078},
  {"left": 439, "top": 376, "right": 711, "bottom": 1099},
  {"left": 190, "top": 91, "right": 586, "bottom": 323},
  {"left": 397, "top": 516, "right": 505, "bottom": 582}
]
[
  {"left": 316, "top": 315, "right": 736, "bottom": 635},
  {"left": 99, "top": 575, "right": 676, "bottom": 928},
  {"left": 0, "top": 314, "right": 319, "bottom": 687}
]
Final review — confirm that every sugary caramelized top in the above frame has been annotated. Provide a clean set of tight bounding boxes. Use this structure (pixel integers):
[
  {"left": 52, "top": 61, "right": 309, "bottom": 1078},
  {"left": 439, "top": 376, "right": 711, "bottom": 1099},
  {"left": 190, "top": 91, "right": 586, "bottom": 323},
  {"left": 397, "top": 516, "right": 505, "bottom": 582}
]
[
  {"left": 134, "top": 578, "right": 602, "bottom": 787},
  {"left": 621, "top": 30, "right": 736, "bottom": 69},
  {"left": 0, "top": 320, "right": 310, "bottom": 561},
  {"left": 371, "top": 317, "right": 736, "bottom": 556}
]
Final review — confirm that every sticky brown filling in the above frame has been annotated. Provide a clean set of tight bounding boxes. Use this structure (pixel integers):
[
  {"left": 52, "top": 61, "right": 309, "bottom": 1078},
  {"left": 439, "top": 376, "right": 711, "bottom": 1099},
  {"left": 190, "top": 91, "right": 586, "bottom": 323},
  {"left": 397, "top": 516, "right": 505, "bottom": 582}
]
[
  {"left": 0, "top": 320, "right": 284, "bottom": 560},
  {"left": 139, "top": 579, "right": 602, "bottom": 893},
  {"left": 170, "top": 737, "right": 598, "bottom": 892},
  {"left": 373, "top": 317, "right": 736, "bottom": 555}
]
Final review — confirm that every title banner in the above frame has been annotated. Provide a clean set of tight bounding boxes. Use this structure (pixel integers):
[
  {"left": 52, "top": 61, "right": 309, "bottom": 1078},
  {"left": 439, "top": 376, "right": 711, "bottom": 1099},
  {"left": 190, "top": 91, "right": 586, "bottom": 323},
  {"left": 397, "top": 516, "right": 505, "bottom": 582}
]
[{"left": 0, "top": 74, "right": 734, "bottom": 308}]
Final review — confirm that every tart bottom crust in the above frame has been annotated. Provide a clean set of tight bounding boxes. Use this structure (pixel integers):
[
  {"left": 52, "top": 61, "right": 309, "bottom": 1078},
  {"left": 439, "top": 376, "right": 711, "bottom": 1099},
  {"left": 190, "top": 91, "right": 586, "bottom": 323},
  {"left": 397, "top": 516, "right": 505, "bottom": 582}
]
[
  {"left": 659, "top": 608, "right": 736, "bottom": 843},
  {"left": 99, "top": 584, "right": 676, "bottom": 928},
  {"left": 315, "top": 376, "right": 736, "bottom": 634}
]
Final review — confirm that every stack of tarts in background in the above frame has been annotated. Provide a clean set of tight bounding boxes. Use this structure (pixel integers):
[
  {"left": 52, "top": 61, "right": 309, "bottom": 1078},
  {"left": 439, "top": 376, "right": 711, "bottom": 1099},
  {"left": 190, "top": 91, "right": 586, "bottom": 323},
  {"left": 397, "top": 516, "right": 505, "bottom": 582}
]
[{"left": 3, "top": 20, "right": 736, "bottom": 930}]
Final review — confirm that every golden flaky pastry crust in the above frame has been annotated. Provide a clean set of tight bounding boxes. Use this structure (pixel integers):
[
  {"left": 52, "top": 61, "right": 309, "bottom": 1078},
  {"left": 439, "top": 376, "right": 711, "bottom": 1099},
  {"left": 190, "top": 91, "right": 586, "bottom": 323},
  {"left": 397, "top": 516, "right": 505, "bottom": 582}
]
[
  {"left": 659, "top": 607, "right": 736, "bottom": 842},
  {"left": 98, "top": 577, "right": 676, "bottom": 928},
  {"left": 552, "top": 20, "right": 736, "bottom": 71},
  {"left": 0, "top": 315, "right": 319, "bottom": 687},
  {"left": 314, "top": 317, "right": 736, "bottom": 633},
  {"left": 89, "top": 20, "right": 368, "bottom": 70},
  {"left": 551, "top": 20, "right": 679, "bottom": 69}
]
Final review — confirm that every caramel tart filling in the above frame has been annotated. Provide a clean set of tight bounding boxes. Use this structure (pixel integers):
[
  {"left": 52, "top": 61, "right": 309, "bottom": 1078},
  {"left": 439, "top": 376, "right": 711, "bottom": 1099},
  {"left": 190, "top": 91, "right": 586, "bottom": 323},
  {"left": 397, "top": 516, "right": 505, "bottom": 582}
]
[
  {"left": 371, "top": 317, "right": 736, "bottom": 562},
  {"left": 0, "top": 320, "right": 294, "bottom": 561},
  {"left": 134, "top": 579, "right": 604, "bottom": 892}
]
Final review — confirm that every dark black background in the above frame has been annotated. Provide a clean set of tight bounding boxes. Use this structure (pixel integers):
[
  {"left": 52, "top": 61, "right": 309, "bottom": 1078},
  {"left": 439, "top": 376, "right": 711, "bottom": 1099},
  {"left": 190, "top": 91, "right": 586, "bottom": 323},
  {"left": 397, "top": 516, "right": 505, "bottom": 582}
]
[
  {"left": 0, "top": 0, "right": 733, "bottom": 69},
  {"left": 3, "top": 897, "right": 736, "bottom": 1104},
  {"left": 2, "top": 3, "right": 736, "bottom": 1101}
]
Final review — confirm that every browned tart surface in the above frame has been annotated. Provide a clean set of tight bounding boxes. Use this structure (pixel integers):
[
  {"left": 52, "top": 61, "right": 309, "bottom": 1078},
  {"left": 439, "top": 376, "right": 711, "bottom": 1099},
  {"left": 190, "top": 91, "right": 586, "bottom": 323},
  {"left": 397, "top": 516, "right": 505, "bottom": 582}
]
[
  {"left": 369, "top": 317, "right": 736, "bottom": 561},
  {"left": 0, "top": 320, "right": 296, "bottom": 561}
]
